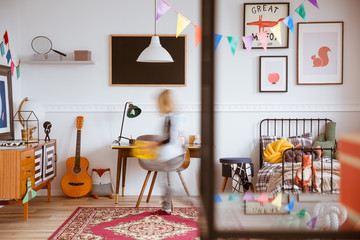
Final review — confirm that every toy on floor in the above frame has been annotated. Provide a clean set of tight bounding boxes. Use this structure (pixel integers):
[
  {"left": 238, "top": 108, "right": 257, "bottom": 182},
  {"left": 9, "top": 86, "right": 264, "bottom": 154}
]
[
  {"left": 294, "top": 155, "right": 317, "bottom": 192},
  {"left": 90, "top": 168, "right": 114, "bottom": 199}
]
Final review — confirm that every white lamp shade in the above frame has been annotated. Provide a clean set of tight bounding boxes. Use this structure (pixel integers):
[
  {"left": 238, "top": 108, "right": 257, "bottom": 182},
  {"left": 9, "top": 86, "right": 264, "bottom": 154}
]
[{"left": 136, "top": 36, "right": 174, "bottom": 63}]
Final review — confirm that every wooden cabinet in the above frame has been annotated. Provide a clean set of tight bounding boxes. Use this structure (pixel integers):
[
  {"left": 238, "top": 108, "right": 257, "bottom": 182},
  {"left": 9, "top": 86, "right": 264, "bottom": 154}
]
[{"left": 0, "top": 140, "right": 57, "bottom": 220}]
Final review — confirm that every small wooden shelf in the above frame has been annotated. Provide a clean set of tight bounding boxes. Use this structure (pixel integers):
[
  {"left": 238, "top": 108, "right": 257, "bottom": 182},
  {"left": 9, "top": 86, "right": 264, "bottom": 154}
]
[{"left": 22, "top": 60, "right": 94, "bottom": 65}]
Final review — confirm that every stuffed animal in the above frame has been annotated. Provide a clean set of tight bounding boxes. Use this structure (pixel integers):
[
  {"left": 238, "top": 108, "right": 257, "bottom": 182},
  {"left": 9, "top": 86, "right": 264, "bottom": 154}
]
[
  {"left": 90, "top": 168, "right": 114, "bottom": 199},
  {"left": 294, "top": 155, "right": 317, "bottom": 192}
]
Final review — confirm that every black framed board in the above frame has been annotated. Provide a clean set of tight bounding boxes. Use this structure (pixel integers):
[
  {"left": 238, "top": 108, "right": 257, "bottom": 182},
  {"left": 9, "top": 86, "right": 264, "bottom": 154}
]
[{"left": 110, "top": 35, "right": 186, "bottom": 86}]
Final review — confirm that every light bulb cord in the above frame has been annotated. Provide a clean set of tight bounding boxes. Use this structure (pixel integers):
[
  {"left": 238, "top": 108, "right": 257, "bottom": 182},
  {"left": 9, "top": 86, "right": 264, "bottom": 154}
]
[{"left": 154, "top": 0, "right": 156, "bottom": 36}]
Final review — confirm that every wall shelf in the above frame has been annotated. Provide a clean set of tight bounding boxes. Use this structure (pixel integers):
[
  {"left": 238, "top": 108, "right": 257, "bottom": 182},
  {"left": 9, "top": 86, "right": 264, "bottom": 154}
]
[{"left": 22, "top": 60, "right": 94, "bottom": 65}]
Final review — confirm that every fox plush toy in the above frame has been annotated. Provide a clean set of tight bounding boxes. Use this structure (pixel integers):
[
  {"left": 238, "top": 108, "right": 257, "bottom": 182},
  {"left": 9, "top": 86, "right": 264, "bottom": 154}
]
[
  {"left": 90, "top": 168, "right": 114, "bottom": 199},
  {"left": 294, "top": 155, "right": 317, "bottom": 192}
]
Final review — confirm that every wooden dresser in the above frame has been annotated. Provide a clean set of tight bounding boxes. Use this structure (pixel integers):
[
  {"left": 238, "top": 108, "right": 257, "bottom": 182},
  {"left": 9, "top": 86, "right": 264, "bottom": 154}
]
[{"left": 0, "top": 140, "right": 57, "bottom": 220}]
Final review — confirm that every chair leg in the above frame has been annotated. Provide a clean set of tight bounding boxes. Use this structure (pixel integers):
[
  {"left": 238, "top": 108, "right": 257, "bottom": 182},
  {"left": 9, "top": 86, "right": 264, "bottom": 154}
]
[
  {"left": 177, "top": 171, "right": 191, "bottom": 197},
  {"left": 146, "top": 171, "right": 158, "bottom": 203},
  {"left": 136, "top": 171, "right": 151, "bottom": 208},
  {"left": 221, "top": 177, "right": 228, "bottom": 193}
]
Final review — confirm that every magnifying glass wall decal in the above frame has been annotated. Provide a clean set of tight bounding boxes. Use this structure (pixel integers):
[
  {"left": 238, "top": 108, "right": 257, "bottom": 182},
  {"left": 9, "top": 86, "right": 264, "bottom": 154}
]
[{"left": 31, "top": 36, "right": 67, "bottom": 57}]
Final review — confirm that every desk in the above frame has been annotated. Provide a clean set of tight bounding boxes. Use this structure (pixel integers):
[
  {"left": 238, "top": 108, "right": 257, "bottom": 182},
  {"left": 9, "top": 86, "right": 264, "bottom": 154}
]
[{"left": 110, "top": 144, "right": 200, "bottom": 203}]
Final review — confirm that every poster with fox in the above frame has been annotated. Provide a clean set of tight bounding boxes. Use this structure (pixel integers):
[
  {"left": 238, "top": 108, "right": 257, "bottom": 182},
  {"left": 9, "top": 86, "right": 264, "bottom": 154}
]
[
  {"left": 243, "top": 2, "right": 289, "bottom": 49},
  {"left": 297, "top": 22, "right": 344, "bottom": 85}
]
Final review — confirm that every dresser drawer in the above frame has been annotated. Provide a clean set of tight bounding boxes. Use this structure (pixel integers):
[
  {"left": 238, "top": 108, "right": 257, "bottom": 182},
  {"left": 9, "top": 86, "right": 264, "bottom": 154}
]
[{"left": 21, "top": 149, "right": 35, "bottom": 166}]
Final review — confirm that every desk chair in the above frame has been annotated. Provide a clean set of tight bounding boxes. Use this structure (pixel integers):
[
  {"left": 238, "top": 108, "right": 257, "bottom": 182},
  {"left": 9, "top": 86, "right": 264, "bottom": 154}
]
[{"left": 135, "top": 134, "right": 191, "bottom": 208}]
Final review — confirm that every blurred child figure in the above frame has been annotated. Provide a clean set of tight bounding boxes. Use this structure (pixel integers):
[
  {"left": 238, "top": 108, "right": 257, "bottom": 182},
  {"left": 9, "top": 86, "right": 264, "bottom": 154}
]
[{"left": 152, "top": 89, "right": 186, "bottom": 215}]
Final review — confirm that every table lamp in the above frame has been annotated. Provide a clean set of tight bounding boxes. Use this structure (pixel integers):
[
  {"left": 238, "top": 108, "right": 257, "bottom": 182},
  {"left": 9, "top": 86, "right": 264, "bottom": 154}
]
[{"left": 113, "top": 102, "right": 141, "bottom": 145}]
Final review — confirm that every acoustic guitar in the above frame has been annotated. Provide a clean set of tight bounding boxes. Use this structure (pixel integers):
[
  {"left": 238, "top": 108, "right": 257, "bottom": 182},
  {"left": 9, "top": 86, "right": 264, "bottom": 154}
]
[{"left": 61, "top": 116, "right": 92, "bottom": 197}]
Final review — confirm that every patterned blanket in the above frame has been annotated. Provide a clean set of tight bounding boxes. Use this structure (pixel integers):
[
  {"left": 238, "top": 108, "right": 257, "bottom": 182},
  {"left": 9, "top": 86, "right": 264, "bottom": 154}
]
[{"left": 256, "top": 159, "right": 340, "bottom": 194}]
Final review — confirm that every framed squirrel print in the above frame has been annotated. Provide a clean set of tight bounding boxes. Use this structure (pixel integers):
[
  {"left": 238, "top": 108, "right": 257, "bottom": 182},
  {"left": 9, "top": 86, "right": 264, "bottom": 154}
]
[
  {"left": 243, "top": 2, "right": 289, "bottom": 49},
  {"left": 297, "top": 22, "right": 344, "bottom": 85}
]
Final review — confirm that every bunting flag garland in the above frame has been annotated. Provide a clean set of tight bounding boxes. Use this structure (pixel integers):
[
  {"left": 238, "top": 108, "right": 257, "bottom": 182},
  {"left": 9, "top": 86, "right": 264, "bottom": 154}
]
[
  {"left": 284, "top": 199, "right": 295, "bottom": 213},
  {"left": 6, "top": 50, "right": 11, "bottom": 64},
  {"left": 271, "top": 192, "right": 282, "bottom": 207},
  {"left": 214, "top": 193, "right": 223, "bottom": 203},
  {"left": 214, "top": 33, "right": 222, "bottom": 51},
  {"left": 3, "top": 30, "right": 8, "bottom": 46},
  {"left": 257, "top": 192, "right": 269, "bottom": 203},
  {"left": 194, "top": 25, "right": 202, "bottom": 48},
  {"left": 242, "top": 35, "right": 253, "bottom": 54},
  {"left": 156, "top": 0, "right": 171, "bottom": 20},
  {"left": 0, "top": 42, "right": 4, "bottom": 56},
  {"left": 295, "top": 208, "right": 307, "bottom": 219},
  {"left": 308, "top": 0, "right": 319, "bottom": 9},
  {"left": 16, "top": 64, "right": 21, "bottom": 79},
  {"left": 295, "top": 3, "right": 308, "bottom": 22},
  {"left": 11, "top": 61, "right": 15, "bottom": 76},
  {"left": 243, "top": 192, "right": 255, "bottom": 201},
  {"left": 271, "top": 23, "right": 282, "bottom": 44},
  {"left": 307, "top": 216, "right": 318, "bottom": 229},
  {"left": 227, "top": 36, "right": 238, "bottom": 56},
  {"left": 176, "top": 13, "right": 191, "bottom": 37},
  {"left": 283, "top": 14, "right": 295, "bottom": 34},
  {"left": 228, "top": 193, "right": 240, "bottom": 201},
  {"left": 257, "top": 31, "right": 268, "bottom": 52}
]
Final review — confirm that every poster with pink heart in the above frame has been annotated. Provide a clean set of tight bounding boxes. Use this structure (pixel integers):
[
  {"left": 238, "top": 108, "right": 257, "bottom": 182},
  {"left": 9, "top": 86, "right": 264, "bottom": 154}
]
[{"left": 260, "top": 56, "right": 287, "bottom": 92}]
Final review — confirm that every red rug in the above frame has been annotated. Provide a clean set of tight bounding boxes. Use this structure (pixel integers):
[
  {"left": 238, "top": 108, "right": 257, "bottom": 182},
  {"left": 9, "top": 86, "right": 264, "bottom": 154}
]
[{"left": 49, "top": 207, "right": 199, "bottom": 240}]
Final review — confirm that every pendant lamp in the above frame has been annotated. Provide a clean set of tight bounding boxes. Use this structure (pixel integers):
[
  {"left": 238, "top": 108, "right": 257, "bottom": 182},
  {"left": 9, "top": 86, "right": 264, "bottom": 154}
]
[{"left": 136, "top": 0, "right": 174, "bottom": 63}]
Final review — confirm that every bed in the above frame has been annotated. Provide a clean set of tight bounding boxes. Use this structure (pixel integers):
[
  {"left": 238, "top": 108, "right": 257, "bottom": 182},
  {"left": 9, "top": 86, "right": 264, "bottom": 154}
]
[{"left": 255, "top": 118, "right": 339, "bottom": 194}]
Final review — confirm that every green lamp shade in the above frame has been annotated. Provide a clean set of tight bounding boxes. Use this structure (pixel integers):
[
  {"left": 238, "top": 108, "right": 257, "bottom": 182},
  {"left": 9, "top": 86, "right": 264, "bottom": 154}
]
[{"left": 127, "top": 104, "right": 141, "bottom": 118}]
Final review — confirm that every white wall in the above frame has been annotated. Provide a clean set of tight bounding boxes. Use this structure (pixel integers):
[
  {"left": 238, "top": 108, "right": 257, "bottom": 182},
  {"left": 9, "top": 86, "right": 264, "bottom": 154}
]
[{"left": 1, "top": 0, "right": 360, "bottom": 196}]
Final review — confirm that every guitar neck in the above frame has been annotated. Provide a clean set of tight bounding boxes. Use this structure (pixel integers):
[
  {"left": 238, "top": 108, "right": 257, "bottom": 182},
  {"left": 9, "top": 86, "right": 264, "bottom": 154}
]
[{"left": 75, "top": 129, "right": 81, "bottom": 166}]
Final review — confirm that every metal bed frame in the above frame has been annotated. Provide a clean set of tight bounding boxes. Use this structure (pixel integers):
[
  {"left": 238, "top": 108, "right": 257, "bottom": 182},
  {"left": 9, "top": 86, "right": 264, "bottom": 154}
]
[{"left": 259, "top": 118, "right": 337, "bottom": 193}]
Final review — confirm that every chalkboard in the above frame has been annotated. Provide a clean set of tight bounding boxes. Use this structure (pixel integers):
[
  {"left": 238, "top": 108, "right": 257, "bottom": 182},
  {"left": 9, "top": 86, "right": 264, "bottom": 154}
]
[{"left": 110, "top": 35, "right": 186, "bottom": 86}]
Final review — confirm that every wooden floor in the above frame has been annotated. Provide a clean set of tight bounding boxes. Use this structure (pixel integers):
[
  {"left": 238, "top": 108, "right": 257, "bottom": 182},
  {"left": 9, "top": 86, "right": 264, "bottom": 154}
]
[{"left": 0, "top": 195, "right": 196, "bottom": 240}]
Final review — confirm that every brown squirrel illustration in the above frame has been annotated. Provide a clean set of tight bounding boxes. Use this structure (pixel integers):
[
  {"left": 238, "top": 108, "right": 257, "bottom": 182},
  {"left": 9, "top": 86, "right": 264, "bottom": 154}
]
[{"left": 311, "top": 46, "right": 331, "bottom": 67}]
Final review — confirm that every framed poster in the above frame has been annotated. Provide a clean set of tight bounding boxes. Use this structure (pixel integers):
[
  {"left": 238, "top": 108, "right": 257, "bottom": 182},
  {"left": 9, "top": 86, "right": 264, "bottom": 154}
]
[
  {"left": 110, "top": 35, "right": 186, "bottom": 86},
  {"left": 0, "top": 65, "right": 14, "bottom": 140},
  {"left": 297, "top": 22, "right": 344, "bottom": 85},
  {"left": 243, "top": 2, "right": 289, "bottom": 49},
  {"left": 259, "top": 56, "right": 288, "bottom": 92}
]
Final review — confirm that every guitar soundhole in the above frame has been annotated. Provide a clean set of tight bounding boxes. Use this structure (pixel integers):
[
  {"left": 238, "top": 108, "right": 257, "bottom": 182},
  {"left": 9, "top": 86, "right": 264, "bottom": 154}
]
[{"left": 71, "top": 165, "right": 83, "bottom": 175}]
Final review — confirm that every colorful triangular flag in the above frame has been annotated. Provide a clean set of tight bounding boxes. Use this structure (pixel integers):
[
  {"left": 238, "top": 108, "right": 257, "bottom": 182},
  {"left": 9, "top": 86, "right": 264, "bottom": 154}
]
[
  {"left": 308, "top": 0, "right": 319, "bottom": 9},
  {"left": 242, "top": 35, "right": 253, "bottom": 54},
  {"left": 0, "top": 42, "right": 4, "bottom": 56},
  {"left": 11, "top": 61, "right": 15, "bottom": 76},
  {"left": 156, "top": 0, "right": 171, "bottom": 20},
  {"left": 214, "top": 33, "right": 222, "bottom": 51},
  {"left": 295, "top": 3, "right": 308, "bottom": 22},
  {"left": 22, "top": 178, "right": 37, "bottom": 204},
  {"left": 227, "top": 36, "right": 238, "bottom": 56},
  {"left": 228, "top": 193, "right": 240, "bottom": 201},
  {"left": 257, "top": 31, "right": 268, "bottom": 52},
  {"left": 214, "top": 193, "right": 222, "bottom": 203},
  {"left": 296, "top": 208, "right": 307, "bottom": 219},
  {"left": 194, "top": 25, "right": 202, "bottom": 48},
  {"left": 3, "top": 30, "right": 9, "bottom": 46},
  {"left": 284, "top": 199, "right": 295, "bottom": 213},
  {"left": 271, "top": 23, "right": 282, "bottom": 44},
  {"left": 307, "top": 216, "right": 318, "bottom": 229},
  {"left": 257, "top": 192, "right": 269, "bottom": 203},
  {"left": 243, "top": 192, "right": 255, "bottom": 201},
  {"left": 176, "top": 13, "right": 191, "bottom": 37},
  {"left": 283, "top": 14, "right": 295, "bottom": 34},
  {"left": 6, "top": 50, "right": 11, "bottom": 64},
  {"left": 16, "top": 65, "right": 21, "bottom": 79},
  {"left": 271, "top": 192, "right": 282, "bottom": 207}
]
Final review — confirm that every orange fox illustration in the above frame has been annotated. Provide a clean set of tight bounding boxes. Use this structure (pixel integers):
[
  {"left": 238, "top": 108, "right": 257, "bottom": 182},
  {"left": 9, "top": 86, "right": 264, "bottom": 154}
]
[{"left": 311, "top": 46, "right": 331, "bottom": 67}]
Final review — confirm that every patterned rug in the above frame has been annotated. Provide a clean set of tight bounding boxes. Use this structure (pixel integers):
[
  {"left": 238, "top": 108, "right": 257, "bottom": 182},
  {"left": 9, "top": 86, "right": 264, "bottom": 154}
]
[{"left": 49, "top": 207, "right": 199, "bottom": 240}]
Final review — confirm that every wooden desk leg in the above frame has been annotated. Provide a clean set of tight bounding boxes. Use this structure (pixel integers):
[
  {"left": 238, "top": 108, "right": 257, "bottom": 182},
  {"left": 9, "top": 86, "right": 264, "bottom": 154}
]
[
  {"left": 122, "top": 157, "right": 127, "bottom": 197},
  {"left": 24, "top": 202, "right": 28, "bottom": 221},
  {"left": 115, "top": 150, "right": 123, "bottom": 204},
  {"left": 47, "top": 180, "right": 52, "bottom": 202}
]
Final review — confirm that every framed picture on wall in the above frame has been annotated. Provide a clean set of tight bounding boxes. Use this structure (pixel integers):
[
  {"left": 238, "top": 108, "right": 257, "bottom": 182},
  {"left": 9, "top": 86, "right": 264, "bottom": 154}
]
[
  {"left": 243, "top": 2, "right": 289, "bottom": 49},
  {"left": 259, "top": 56, "right": 288, "bottom": 92},
  {"left": 0, "top": 65, "right": 14, "bottom": 140},
  {"left": 297, "top": 22, "right": 344, "bottom": 85}
]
